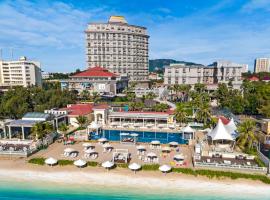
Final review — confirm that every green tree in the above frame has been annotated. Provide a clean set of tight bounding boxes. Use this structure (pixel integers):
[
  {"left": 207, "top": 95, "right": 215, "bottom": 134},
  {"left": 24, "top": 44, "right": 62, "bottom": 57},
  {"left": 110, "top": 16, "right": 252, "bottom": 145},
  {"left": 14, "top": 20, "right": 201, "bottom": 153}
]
[
  {"left": 237, "top": 119, "right": 257, "bottom": 151},
  {"left": 81, "top": 90, "right": 90, "bottom": 101},
  {"left": 195, "top": 103, "right": 211, "bottom": 125},
  {"left": 31, "top": 122, "right": 46, "bottom": 140},
  {"left": 145, "top": 92, "right": 157, "bottom": 100},
  {"left": 58, "top": 123, "right": 69, "bottom": 136},
  {"left": 91, "top": 91, "right": 101, "bottom": 103},
  {"left": 76, "top": 115, "right": 88, "bottom": 128},
  {"left": 174, "top": 104, "right": 188, "bottom": 124}
]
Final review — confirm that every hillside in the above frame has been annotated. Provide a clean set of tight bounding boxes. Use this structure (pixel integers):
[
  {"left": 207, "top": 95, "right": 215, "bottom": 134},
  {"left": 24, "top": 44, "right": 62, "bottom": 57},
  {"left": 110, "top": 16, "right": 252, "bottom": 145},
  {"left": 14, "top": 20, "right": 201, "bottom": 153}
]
[{"left": 149, "top": 59, "right": 203, "bottom": 72}]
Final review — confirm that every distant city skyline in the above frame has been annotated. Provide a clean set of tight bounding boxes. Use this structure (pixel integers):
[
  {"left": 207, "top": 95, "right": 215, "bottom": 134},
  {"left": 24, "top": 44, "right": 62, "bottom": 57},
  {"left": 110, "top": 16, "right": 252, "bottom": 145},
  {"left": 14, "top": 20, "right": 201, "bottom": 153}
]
[{"left": 1, "top": 0, "right": 270, "bottom": 72}]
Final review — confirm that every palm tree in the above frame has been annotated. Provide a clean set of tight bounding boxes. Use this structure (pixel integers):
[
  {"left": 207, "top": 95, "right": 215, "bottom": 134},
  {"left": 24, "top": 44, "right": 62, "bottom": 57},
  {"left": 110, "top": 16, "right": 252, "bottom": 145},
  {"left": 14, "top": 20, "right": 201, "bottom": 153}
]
[
  {"left": 174, "top": 104, "right": 187, "bottom": 125},
  {"left": 76, "top": 115, "right": 88, "bottom": 128},
  {"left": 237, "top": 119, "right": 257, "bottom": 151},
  {"left": 31, "top": 122, "right": 45, "bottom": 140},
  {"left": 145, "top": 92, "right": 156, "bottom": 100},
  {"left": 81, "top": 90, "right": 90, "bottom": 101},
  {"left": 43, "top": 122, "right": 53, "bottom": 135},
  {"left": 91, "top": 91, "right": 100, "bottom": 103},
  {"left": 58, "top": 123, "right": 68, "bottom": 136},
  {"left": 195, "top": 103, "right": 211, "bottom": 125}
]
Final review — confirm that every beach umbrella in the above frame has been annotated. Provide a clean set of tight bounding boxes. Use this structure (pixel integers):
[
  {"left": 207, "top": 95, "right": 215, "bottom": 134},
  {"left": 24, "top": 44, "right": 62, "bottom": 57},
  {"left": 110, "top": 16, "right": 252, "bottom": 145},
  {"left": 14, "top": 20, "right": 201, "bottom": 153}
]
[
  {"left": 147, "top": 152, "right": 157, "bottom": 158},
  {"left": 168, "top": 125, "right": 175, "bottom": 129},
  {"left": 136, "top": 145, "right": 146, "bottom": 150},
  {"left": 82, "top": 143, "right": 94, "bottom": 148},
  {"left": 103, "top": 143, "right": 113, "bottom": 148},
  {"left": 122, "top": 123, "right": 129, "bottom": 127},
  {"left": 146, "top": 123, "right": 154, "bottom": 127},
  {"left": 45, "top": 157, "right": 57, "bottom": 166},
  {"left": 64, "top": 148, "right": 75, "bottom": 153},
  {"left": 102, "top": 161, "right": 114, "bottom": 171},
  {"left": 161, "top": 146, "right": 171, "bottom": 152},
  {"left": 84, "top": 148, "right": 97, "bottom": 154},
  {"left": 151, "top": 140, "right": 160, "bottom": 145},
  {"left": 174, "top": 154, "right": 184, "bottom": 161},
  {"left": 98, "top": 138, "right": 108, "bottom": 142},
  {"left": 74, "top": 159, "right": 87, "bottom": 168},
  {"left": 128, "top": 163, "right": 141, "bottom": 174},
  {"left": 120, "top": 133, "right": 129, "bottom": 136},
  {"left": 130, "top": 133, "right": 139, "bottom": 137},
  {"left": 169, "top": 141, "right": 178, "bottom": 147},
  {"left": 159, "top": 165, "right": 172, "bottom": 174}
]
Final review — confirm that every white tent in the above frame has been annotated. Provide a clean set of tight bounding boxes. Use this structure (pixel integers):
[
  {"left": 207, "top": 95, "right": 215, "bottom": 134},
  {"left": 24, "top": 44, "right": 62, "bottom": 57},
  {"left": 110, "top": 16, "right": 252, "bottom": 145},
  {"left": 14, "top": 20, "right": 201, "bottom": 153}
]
[
  {"left": 159, "top": 165, "right": 172, "bottom": 173},
  {"left": 45, "top": 157, "right": 57, "bottom": 166},
  {"left": 208, "top": 119, "right": 234, "bottom": 141},
  {"left": 74, "top": 159, "right": 87, "bottom": 168},
  {"left": 225, "top": 118, "right": 237, "bottom": 134},
  {"left": 128, "top": 163, "right": 141, "bottom": 173},
  {"left": 102, "top": 161, "right": 114, "bottom": 170},
  {"left": 89, "top": 121, "right": 101, "bottom": 129},
  {"left": 181, "top": 126, "right": 195, "bottom": 133}
]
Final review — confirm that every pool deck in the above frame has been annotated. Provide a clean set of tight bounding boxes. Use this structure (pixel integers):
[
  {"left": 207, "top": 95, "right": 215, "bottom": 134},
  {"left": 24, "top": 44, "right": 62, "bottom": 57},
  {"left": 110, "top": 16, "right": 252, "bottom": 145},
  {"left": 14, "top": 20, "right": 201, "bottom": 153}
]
[{"left": 30, "top": 141, "right": 194, "bottom": 168}]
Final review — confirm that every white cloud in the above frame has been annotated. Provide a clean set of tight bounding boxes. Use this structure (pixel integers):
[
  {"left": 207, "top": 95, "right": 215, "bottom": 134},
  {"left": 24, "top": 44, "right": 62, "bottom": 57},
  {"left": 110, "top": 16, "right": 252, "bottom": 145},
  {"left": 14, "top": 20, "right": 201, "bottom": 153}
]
[{"left": 242, "top": 0, "right": 270, "bottom": 12}]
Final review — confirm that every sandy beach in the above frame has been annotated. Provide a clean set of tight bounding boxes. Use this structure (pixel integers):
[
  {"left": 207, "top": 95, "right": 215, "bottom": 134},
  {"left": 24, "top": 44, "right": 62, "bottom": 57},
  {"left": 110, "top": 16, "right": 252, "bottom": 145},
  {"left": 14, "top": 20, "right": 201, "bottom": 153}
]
[{"left": 0, "top": 158, "right": 269, "bottom": 197}]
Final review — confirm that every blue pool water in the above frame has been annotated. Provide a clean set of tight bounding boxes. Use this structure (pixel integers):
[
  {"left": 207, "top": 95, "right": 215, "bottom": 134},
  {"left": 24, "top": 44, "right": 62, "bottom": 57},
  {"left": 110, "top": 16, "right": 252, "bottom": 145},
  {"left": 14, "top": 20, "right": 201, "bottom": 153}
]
[
  {"left": 91, "top": 129, "right": 188, "bottom": 144},
  {"left": 0, "top": 179, "right": 268, "bottom": 200}
]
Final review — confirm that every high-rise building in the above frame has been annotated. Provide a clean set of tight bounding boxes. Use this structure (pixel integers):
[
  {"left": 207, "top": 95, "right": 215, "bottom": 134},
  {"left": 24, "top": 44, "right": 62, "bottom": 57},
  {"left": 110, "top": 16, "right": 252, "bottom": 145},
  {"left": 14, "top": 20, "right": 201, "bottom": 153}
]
[
  {"left": 85, "top": 16, "right": 149, "bottom": 83},
  {"left": 254, "top": 58, "right": 270, "bottom": 73},
  {"left": 164, "top": 60, "right": 244, "bottom": 90},
  {"left": 0, "top": 56, "right": 42, "bottom": 91}
]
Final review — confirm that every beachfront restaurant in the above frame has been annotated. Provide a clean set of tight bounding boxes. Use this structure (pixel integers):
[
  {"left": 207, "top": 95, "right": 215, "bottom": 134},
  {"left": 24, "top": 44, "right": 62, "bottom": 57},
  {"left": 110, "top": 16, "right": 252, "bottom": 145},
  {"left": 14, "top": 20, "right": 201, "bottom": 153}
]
[{"left": 95, "top": 111, "right": 188, "bottom": 144}]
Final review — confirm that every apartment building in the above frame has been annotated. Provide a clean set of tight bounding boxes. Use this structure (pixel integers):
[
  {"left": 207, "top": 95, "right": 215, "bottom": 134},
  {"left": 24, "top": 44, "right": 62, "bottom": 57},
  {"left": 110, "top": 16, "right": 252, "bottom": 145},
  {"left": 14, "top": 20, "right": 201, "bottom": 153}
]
[
  {"left": 85, "top": 16, "right": 149, "bottom": 83},
  {"left": 254, "top": 58, "right": 270, "bottom": 73},
  {"left": 164, "top": 60, "right": 243, "bottom": 90},
  {"left": 0, "top": 56, "right": 42, "bottom": 91}
]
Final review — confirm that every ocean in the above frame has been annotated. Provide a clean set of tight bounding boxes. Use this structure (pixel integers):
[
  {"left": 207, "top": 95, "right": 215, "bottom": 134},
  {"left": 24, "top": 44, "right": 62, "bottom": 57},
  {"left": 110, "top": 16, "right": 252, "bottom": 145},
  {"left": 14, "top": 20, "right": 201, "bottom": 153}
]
[{"left": 0, "top": 179, "right": 268, "bottom": 200}]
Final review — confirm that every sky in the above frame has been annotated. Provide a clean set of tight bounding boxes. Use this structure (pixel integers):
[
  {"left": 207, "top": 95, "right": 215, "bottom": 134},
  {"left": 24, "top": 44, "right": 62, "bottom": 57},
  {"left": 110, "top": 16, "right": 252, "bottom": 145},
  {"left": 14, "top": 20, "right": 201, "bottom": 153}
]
[{"left": 0, "top": 0, "right": 270, "bottom": 72}]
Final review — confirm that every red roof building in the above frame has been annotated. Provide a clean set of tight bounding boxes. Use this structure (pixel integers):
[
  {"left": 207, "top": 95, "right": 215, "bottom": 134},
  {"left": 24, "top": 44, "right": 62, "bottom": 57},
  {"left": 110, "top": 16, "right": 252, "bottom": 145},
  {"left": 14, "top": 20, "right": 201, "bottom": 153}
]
[
  {"left": 61, "top": 103, "right": 94, "bottom": 116},
  {"left": 71, "top": 67, "right": 117, "bottom": 78},
  {"left": 248, "top": 76, "right": 259, "bottom": 82}
]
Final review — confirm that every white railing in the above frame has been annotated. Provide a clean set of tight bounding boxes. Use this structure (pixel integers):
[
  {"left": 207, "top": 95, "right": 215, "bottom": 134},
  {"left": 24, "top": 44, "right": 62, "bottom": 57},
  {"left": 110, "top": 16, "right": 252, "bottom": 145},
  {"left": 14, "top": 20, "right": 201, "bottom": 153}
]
[{"left": 194, "top": 161, "right": 267, "bottom": 172}]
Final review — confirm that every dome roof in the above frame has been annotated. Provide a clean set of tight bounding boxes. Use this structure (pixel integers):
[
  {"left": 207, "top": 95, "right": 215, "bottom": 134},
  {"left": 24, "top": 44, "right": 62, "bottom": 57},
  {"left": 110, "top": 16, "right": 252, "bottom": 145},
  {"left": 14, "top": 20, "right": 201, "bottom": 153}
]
[{"left": 108, "top": 16, "right": 127, "bottom": 24}]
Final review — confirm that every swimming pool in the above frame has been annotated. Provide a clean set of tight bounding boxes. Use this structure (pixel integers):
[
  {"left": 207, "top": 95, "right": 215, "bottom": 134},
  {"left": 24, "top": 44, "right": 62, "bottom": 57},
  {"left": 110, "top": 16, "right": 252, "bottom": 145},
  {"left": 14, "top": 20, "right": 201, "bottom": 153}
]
[{"left": 90, "top": 129, "right": 188, "bottom": 144}]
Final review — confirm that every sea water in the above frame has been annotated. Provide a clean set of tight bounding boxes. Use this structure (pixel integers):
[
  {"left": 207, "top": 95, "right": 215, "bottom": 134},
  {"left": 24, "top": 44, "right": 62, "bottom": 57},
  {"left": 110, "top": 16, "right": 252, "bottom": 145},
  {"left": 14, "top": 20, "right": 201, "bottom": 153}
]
[{"left": 0, "top": 179, "right": 268, "bottom": 200}]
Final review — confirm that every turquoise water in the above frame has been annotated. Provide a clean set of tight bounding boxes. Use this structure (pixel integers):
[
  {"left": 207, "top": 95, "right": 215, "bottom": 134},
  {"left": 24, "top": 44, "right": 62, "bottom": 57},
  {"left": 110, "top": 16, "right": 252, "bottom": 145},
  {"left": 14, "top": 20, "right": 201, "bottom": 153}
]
[{"left": 0, "top": 180, "right": 268, "bottom": 200}]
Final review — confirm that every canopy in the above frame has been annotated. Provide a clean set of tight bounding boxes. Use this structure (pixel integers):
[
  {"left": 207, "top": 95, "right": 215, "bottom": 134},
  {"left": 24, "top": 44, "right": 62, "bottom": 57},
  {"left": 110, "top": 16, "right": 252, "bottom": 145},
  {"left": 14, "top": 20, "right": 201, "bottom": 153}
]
[
  {"left": 103, "top": 143, "right": 113, "bottom": 148},
  {"left": 98, "top": 138, "right": 108, "bottom": 142},
  {"left": 181, "top": 126, "right": 195, "bottom": 133},
  {"left": 89, "top": 122, "right": 101, "bottom": 129},
  {"left": 74, "top": 159, "right": 87, "bottom": 167},
  {"left": 174, "top": 154, "right": 184, "bottom": 160},
  {"left": 151, "top": 140, "right": 160, "bottom": 145},
  {"left": 159, "top": 165, "right": 172, "bottom": 172},
  {"left": 136, "top": 145, "right": 146, "bottom": 150},
  {"left": 147, "top": 152, "right": 157, "bottom": 158},
  {"left": 64, "top": 148, "right": 75, "bottom": 153},
  {"left": 84, "top": 149, "right": 97, "bottom": 154},
  {"left": 225, "top": 118, "right": 237, "bottom": 134},
  {"left": 45, "top": 157, "right": 57, "bottom": 165},
  {"left": 169, "top": 141, "right": 178, "bottom": 146},
  {"left": 208, "top": 119, "right": 234, "bottom": 141},
  {"left": 102, "top": 161, "right": 114, "bottom": 168},
  {"left": 82, "top": 143, "right": 94, "bottom": 147},
  {"left": 128, "top": 163, "right": 141, "bottom": 171}
]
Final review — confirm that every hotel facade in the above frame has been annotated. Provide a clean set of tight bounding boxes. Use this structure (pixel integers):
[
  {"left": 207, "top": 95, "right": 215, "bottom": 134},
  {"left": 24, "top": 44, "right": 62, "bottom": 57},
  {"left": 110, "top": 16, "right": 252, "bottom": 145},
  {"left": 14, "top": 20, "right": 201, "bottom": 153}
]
[
  {"left": 0, "top": 56, "right": 42, "bottom": 91},
  {"left": 85, "top": 16, "right": 149, "bottom": 83},
  {"left": 164, "top": 60, "right": 244, "bottom": 90},
  {"left": 254, "top": 58, "right": 270, "bottom": 73}
]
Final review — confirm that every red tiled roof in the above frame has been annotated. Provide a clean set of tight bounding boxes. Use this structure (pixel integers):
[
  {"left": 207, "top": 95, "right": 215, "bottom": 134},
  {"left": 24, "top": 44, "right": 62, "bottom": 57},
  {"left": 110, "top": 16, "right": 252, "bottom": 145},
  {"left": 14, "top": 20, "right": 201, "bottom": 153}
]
[
  {"left": 248, "top": 76, "right": 259, "bottom": 81},
  {"left": 60, "top": 104, "right": 94, "bottom": 116},
  {"left": 219, "top": 116, "right": 230, "bottom": 125},
  {"left": 71, "top": 66, "right": 117, "bottom": 77},
  {"left": 93, "top": 104, "right": 109, "bottom": 109}
]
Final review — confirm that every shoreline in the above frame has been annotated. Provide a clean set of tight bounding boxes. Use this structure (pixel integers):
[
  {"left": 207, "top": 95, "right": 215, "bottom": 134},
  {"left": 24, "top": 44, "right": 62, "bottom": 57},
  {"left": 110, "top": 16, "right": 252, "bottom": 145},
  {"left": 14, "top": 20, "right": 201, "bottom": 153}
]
[{"left": 0, "top": 159, "right": 270, "bottom": 197}]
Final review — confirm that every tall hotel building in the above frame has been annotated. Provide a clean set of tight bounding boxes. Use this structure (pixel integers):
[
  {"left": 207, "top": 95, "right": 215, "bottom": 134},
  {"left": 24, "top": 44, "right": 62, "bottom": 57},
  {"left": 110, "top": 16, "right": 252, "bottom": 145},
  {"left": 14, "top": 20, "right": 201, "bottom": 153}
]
[
  {"left": 0, "top": 56, "right": 42, "bottom": 91},
  {"left": 254, "top": 58, "right": 270, "bottom": 73},
  {"left": 85, "top": 16, "right": 149, "bottom": 83}
]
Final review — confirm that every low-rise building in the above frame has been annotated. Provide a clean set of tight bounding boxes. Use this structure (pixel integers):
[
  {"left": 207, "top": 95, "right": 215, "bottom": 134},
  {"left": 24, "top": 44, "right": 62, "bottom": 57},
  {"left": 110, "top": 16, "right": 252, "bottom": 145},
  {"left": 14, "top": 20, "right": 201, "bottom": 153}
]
[
  {"left": 60, "top": 66, "right": 128, "bottom": 95},
  {"left": 164, "top": 60, "right": 244, "bottom": 90},
  {"left": 0, "top": 56, "right": 42, "bottom": 91}
]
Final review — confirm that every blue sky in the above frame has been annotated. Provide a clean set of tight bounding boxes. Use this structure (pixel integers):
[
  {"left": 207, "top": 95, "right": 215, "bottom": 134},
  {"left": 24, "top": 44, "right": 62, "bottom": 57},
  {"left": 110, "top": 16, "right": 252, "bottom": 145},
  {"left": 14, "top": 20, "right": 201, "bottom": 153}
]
[{"left": 0, "top": 0, "right": 270, "bottom": 72}]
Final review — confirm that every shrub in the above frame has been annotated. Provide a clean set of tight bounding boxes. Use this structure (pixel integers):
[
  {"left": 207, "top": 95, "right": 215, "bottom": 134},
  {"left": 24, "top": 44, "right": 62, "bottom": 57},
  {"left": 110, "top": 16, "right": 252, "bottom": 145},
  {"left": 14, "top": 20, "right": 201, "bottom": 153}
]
[
  {"left": 172, "top": 167, "right": 197, "bottom": 176},
  {"left": 28, "top": 157, "right": 45, "bottom": 165},
  {"left": 87, "top": 161, "right": 98, "bottom": 167},
  {"left": 141, "top": 164, "right": 159, "bottom": 171},
  {"left": 117, "top": 163, "right": 129, "bottom": 168},
  {"left": 58, "top": 159, "right": 73, "bottom": 166}
]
